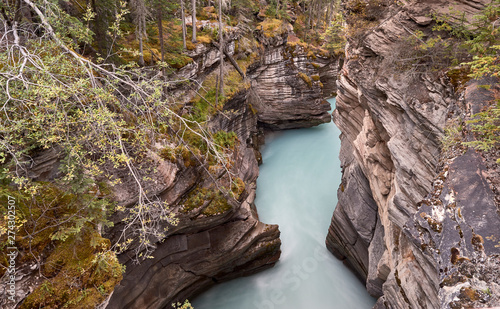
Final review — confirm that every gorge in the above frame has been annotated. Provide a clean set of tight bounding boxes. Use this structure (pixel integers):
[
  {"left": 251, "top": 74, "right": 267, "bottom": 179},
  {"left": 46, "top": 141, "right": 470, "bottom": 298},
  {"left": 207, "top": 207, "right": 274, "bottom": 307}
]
[
  {"left": 1, "top": 0, "right": 500, "bottom": 309},
  {"left": 192, "top": 98, "right": 376, "bottom": 309}
]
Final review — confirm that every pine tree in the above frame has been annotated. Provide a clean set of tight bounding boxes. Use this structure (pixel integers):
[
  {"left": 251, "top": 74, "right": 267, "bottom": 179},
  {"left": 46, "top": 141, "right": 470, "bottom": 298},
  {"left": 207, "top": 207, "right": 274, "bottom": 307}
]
[
  {"left": 130, "top": 0, "right": 148, "bottom": 66},
  {"left": 181, "top": 0, "right": 187, "bottom": 49},
  {"left": 218, "top": 0, "right": 224, "bottom": 96},
  {"left": 191, "top": 0, "right": 197, "bottom": 43}
]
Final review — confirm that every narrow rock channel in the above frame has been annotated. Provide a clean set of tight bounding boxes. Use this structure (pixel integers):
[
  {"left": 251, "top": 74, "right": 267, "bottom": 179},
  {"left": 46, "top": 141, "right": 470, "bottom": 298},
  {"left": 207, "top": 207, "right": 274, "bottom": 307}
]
[{"left": 192, "top": 98, "right": 375, "bottom": 309}]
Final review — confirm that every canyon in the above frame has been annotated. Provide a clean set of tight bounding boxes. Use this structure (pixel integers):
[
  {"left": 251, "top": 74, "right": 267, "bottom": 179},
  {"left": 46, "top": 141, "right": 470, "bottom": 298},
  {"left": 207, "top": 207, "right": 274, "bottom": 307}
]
[
  {"left": 105, "top": 1, "right": 500, "bottom": 307},
  {"left": 5, "top": 1, "right": 500, "bottom": 308},
  {"left": 103, "top": 26, "right": 338, "bottom": 309}
]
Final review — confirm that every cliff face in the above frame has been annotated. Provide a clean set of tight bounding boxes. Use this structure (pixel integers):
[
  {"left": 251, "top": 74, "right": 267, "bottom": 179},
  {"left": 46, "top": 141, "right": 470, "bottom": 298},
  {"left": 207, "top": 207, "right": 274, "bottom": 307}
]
[
  {"left": 102, "top": 29, "right": 336, "bottom": 309},
  {"left": 247, "top": 30, "right": 336, "bottom": 130},
  {"left": 327, "top": 1, "right": 500, "bottom": 308},
  {"left": 104, "top": 97, "right": 280, "bottom": 308}
]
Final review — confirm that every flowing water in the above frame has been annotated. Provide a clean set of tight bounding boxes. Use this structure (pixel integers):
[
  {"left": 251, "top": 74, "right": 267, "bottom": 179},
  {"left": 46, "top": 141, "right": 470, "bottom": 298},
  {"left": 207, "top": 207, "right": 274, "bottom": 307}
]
[{"left": 192, "top": 98, "right": 376, "bottom": 309}]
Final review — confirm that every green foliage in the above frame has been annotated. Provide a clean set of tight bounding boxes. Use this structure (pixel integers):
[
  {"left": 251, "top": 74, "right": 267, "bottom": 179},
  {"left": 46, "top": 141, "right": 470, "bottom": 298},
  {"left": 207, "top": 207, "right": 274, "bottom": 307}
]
[
  {"left": 0, "top": 0, "right": 247, "bottom": 306},
  {"left": 431, "top": 7, "right": 472, "bottom": 40},
  {"left": 462, "top": 1, "right": 500, "bottom": 56},
  {"left": 441, "top": 118, "right": 464, "bottom": 152},
  {"left": 0, "top": 184, "right": 122, "bottom": 308},
  {"left": 466, "top": 45, "right": 500, "bottom": 80},
  {"left": 172, "top": 300, "right": 195, "bottom": 309},
  {"left": 214, "top": 131, "right": 238, "bottom": 149},
  {"left": 429, "top": 1, "right": 500, "bottom": 79},
  {"left": 344, "top": 0, "right": 395, "bottom": 39},
  {"left": 321, "top": 13, "right": 346, "bottom": 56},
  {"left": 463, "top": 100, "right": 500, "bottom": 163},
  {"left": 264, "top": 0, "right": 291, "bottom": 21},
  {"left": 391, "top": 26, "right": 467, "bottom": 74},
  {"left": 182, "top": 175, "right": 245, "bottom": 215},
  {"left": 188, "top": 57, "right": 251, "bottom": 123},
  {"left": 1, "top": 0, "right": 236, "bottom": 269},
  {"left": 258, "top": 18, "right": 287, "bottom": 38},
  {"left": 20, "top": 232, "right": 123, "bottom": 309},
  {"left": 230, "top": 0, "right": 259, "bottom": 15},
  {"left": 182, "top": 186, "right": 231, "bottom": 214},
  {"left": 436, "top": 1, "right": 500, "bottom": 162}
]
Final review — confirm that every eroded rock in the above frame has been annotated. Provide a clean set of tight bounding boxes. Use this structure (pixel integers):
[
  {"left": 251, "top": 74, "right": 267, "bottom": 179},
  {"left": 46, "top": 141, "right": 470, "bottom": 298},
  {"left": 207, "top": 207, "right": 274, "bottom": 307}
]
[{"left": 326, "top": 1, "right": 500, "bottom": 308}]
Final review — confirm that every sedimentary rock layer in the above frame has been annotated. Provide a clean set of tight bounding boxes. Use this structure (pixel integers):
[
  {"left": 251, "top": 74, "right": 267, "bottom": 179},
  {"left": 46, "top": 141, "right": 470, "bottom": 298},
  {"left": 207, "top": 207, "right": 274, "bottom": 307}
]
[
  {"left": 104, "top": 28, "right": 338, "bottom": 308},
  {"left": 247, "top": 30, "right": 334, "bottom": 129},
  {"left": 327, "top": 1, "right": 500, "bottom": 308}
]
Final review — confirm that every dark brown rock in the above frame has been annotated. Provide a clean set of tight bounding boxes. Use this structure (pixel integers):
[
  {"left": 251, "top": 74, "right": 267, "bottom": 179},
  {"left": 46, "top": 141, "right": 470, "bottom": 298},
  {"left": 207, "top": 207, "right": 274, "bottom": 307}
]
[
  {"left": 327, "top": 1, "right": 500, "bottom": 308},
  {"left": 247, "top": 31, "right": 334, "bottom": 130}
]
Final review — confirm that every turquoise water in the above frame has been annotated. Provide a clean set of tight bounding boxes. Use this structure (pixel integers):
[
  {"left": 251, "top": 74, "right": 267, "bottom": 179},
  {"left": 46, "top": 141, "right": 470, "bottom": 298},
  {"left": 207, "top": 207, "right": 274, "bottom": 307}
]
[{"left": 192, "top": 99, "right": 375, "bottom": 309}]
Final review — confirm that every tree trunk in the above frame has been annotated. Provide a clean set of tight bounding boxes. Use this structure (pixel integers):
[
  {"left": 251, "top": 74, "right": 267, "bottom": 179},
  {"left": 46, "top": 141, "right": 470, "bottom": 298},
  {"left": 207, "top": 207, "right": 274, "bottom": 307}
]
[
  {"left": 158, "top": 8, "right": 164, "bottom": 62},
  {"left": 138, "top": 32, "right": 144, "bottom": 66},
  {"left": 308, "top": 1, "right": 312, "bottom": 30},
  {"left": 218, "top": 0, "right": 224, "bottom": 96},
  {"left": 181, "top": 0, "right": 187, "bottom": 49},
  {"left": 191, "top": 0, "right": 197, "bottom": 43},
  {"left": 213, "top": 41, "right": 245, "bottom": 79},
  {"left": 131, "top": 0, "right": 146, "bottom": 66},
  {"left": 215, "top": 75, "right": 219, "bottom": 107}
]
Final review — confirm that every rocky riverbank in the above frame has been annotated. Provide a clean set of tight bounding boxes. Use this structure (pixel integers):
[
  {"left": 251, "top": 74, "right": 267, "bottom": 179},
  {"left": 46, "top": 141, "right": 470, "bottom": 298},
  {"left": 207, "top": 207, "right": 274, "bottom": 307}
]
[{"left": 326, "top": 1, "right": 500, "bottom": 308}]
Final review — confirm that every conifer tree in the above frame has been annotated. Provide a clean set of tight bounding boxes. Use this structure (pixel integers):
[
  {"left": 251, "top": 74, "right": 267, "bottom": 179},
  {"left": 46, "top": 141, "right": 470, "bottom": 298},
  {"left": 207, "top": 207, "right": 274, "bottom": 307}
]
[
  {"left": 130, "top": 0, "right": 148, "bottom": 65},
  {"left": 181, "top": 0, "right": 187, "bottom": 49},
  {"left": 191, "top": 0, "right": 197, "bottom": 42}
]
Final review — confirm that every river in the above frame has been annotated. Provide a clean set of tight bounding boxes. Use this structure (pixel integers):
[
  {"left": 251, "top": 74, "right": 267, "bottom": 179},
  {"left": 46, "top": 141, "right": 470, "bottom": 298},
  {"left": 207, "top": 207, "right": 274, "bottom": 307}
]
[{"left": 192, "top": 98, "right": 376, "bottom": 309}]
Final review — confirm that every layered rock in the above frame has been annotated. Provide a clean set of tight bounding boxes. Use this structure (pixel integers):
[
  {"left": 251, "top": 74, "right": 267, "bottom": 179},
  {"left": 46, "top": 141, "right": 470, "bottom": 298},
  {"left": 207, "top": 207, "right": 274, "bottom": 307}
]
[
  {"left": 3, "top": 24, "right": 338, "bottom": 308},
  {"left": 103, "top": 26, "right": 339, "bottom": 309},
  {"left": 104, "top": 89, "right": 275, "bottom": 309},
  {"left": 326, "top": 1, "right": 500, "bottom": 308},
  {"left": 246, "top": 29, "right": 334, "bottom": 129}
]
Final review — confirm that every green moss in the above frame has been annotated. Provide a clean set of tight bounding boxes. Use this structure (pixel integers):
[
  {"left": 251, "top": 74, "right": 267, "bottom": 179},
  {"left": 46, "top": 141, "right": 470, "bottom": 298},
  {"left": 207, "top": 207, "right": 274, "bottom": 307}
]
[
  {"left": 311, "top": 74, "right": 320, "bottom": 81},
  {"left": 182, "top": 187, "right": 206, "bottom": 213},
  {"left": 258, "top": 18, "right": 287, "bottom": 38},
  {"left": 0, "top": 182, "right": 121, "bottom": 309},
  {"left": 201, "top": 193, "right": 232, "bottom": 216},
  {"left": 214, "top": 131, "right": 238, "bottom": 149},
  {"left": 188, "top": 56, "right": 253, "bottom": 123},
  {"left": 182, "top": 186, "right": 232, "bottom": 215},
  {"left": 298, "top": 72, "right": 312, "bottom": 88},
  {"left": 118, "top": 19, "right": 193, "bottom": 69},
  {"left": 159, "top": 146, "right": 177, "bottom": 163},
  {"left": 182, "top": 178, "right": 245, "bottom": 216},
  {"left": 21, "top": 231, "right": 123, "bottom": 309},
  {"left": 97, "top": 181, "right": 113, "bottom": 196},
  {"left": 179, "top": 145, "right": 200, "bottom": 168},
  {"left": 165, "top": 52, "right": 193, "bottom": 69},
  {"left": 231, "top": 177, "right": 246, "bottom": 198}
]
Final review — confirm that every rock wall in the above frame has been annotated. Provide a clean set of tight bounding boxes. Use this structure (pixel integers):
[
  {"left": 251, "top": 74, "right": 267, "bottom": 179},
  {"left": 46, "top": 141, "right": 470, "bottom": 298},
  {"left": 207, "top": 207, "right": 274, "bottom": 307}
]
[
  {"left": 105, "top": 92, "right": 281, "bottom": 308},
  {"left": 103, "top": 28, "right": 337, "bottom": 309},
  {"left": 247, "top": 30, "right": 335, "bottom": 129},
  {"left": 327, "top": 1, "right": 500, "bottom": 308}
]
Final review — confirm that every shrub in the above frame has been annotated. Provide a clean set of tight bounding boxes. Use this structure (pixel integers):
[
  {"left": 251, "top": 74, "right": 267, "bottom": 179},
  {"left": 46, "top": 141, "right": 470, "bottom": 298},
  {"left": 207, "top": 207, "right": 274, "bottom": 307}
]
[{"left": 463, "top": 99, "right": 500, "bottom": 163}]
